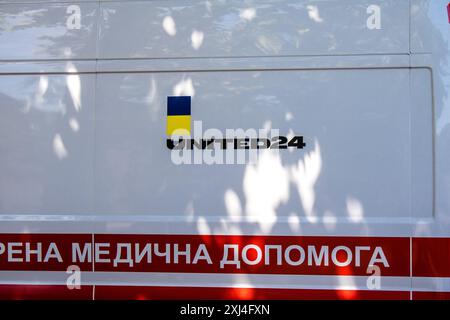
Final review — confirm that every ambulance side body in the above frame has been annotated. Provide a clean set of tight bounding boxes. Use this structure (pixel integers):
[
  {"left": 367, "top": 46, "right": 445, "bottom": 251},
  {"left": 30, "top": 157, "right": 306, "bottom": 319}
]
[{"left": 0, "top": 0, "right": 449, "bottom": 299}]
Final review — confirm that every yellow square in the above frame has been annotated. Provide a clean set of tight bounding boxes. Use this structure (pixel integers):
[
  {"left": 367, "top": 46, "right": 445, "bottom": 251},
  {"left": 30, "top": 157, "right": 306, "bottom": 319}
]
[{"left": 167, "top": 115, "right": 191, "bottom": 136}]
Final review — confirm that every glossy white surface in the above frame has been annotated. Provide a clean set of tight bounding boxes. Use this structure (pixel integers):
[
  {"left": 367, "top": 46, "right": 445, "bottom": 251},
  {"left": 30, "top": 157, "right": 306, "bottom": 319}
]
[
  {"left": 0, "top": 74, "right": 95, "bottom": 214},
  {"left": 94, "top": 69, "right": 422, "bottom": 224},
  {"left": 98, "top": 0, "right": 409, "bottom": 58},
  {"left": 0, "top": 2, "right": 98, "bottom": 60},
  {"left": 0, "top": 0, "right": 447, "bottom": 238},
  {"left": 410, "top": 0, "right": 450, "bottom": 237},
  {"left": 0, "top": 0, "right": 449, "bottom": 295}
]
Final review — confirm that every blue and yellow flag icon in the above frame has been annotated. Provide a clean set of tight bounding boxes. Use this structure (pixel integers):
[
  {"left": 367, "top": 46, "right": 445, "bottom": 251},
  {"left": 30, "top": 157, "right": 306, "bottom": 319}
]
[{"left": 167, "top": 96, "right": 191, "bottom": 136}]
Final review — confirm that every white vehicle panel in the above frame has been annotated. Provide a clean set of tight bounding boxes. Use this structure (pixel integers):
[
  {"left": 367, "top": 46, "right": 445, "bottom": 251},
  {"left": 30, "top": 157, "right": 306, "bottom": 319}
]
[{"left": 0, "top": 0, "right": 448, "bottom": 300}]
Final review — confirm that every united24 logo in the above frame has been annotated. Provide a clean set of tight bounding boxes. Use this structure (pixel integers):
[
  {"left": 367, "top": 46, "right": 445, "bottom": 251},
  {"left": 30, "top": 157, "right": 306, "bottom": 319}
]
[{"left": 165, "top": 96, "right": 306, "bottom": 151}]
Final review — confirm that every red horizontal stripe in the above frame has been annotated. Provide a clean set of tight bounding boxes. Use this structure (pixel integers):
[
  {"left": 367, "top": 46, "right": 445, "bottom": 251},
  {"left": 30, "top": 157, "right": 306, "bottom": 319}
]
[
  {"left": 0, "top": 234, "right": 92, "bottom": 272},
  {"left": 413, "top": 291, "right": 450, "bottom": 300},
  {"left": 3, "top": 284, "right": 450, "bottom": 300},
  {"left": 94, "top": 286, "right": 409, "bottom": 300},
  {"left": 412, "top": 238, "right": 450, "bottom": 277},
  {"left": 0, "top": 234, "right": 410, "bottom": 276},
  {"left": 94, "top": 234, "right": 410, "bottom": 276},
  {"left": 0, "top": 285, "right": 93, "bottom": 300},
  {"left": 2, "top": 234, "right": 450, "bottom": 279}
]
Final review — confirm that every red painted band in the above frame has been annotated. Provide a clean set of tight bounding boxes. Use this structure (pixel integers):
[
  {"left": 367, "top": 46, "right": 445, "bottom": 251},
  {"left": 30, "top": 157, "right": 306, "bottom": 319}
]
[
  {"left": 0, "top": 234, "right": 410, "bottom": 276},
  {"left": 95, "top": 285, "right": 410, "bottom": 300},
  {"left": 0, "top": 284, "right": 410, "bottom": 300},
  {"left": 0, "top": 234, "right": 449, "bottom": 279},
  {"left": 412, "top": 237, "right": 450, "bottom": 277},
  {"left": 413, "top": 291, "right": 450, "bottom": 300},
  {"left": 0, "top": 285, "right": 93, "bottom": 300}
]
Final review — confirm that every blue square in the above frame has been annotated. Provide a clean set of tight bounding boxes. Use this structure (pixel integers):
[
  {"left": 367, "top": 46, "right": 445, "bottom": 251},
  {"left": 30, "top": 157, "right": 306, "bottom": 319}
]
[{"left": 167, "top": 96, "right": 191, "bottom": 116}]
